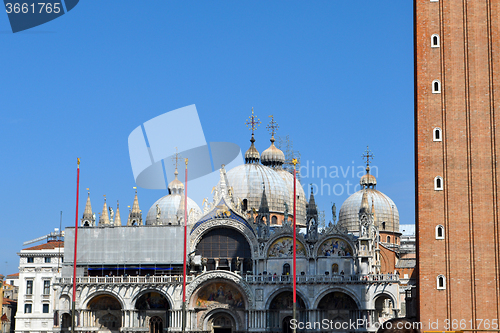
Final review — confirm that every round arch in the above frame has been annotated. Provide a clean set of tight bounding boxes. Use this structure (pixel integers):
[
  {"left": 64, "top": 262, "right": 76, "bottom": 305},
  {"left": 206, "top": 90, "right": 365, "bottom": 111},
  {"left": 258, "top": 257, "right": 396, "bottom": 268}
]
[
  {"left": 373, "top": 291, "right": 397, "bottom": 309},
  {"left": 189, "top": 219, "right": 258, "bottom": 256},
  {"left": 314, "top": 235, "right": 356, "bottom": 258},
  {"left": 265, "top": 287, "right": 310, "bottom": 310},
  {"left": 201, "top": 308, "right": 242, "bottom": 332},
  {"left": 374, "top": 292, "right": 397, "bottom": 322},
  {"left": 266, "top": 235, "right": 308, "bottom": 258},
  {"left": 131, "top": 289, "right": 173, "bottom": 310},
  {"left": 190, "top": 278, "right": 248, "bottom": 310},
  {"left": 312, "top": 287, "right": 362, "bottom": 310},
  {"left": 82, "top": 291, "right": 125, "bottom": 310}
]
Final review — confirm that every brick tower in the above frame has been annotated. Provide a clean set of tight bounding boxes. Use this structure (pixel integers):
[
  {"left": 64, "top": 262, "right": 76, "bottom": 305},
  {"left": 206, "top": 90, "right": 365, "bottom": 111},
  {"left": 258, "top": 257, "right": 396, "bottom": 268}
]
[{"left": 415, "top": 0, "right": 500, "bottom": 329}]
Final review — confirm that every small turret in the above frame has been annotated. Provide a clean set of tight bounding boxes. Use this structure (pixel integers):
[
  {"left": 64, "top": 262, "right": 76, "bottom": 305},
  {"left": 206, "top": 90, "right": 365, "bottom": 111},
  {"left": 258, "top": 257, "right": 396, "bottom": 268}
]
[
  {"left": 81, "top": 189, "right": 95, "bottom": 227},
  {"left": 127, "top": 188, "right": 143, "bottom": 226}
]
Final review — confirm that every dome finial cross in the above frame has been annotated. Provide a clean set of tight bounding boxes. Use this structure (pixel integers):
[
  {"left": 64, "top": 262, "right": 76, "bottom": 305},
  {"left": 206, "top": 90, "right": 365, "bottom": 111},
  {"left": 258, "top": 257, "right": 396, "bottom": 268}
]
[
  {"left": 266, "top": 115, "right": 279, "bottom": 138},
  {"left": 362, "top": 146, "right": 374, "bottom": 167},
  {"left": 245, "top": 107, "right": 261, "bottom": 136}
]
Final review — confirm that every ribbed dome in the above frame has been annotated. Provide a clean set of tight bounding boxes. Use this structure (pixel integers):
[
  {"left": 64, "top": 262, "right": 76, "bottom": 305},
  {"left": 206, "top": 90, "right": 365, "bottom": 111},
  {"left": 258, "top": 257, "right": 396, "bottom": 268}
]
[
  {"left": 338, "top": 188, "right": 399, "bottom": 235},
  {"left": 276, "top": 169, "right": 306, "bottom": 225},
  {"left": 145, "top": 194, "right": 201, "bottom": 225},
  {"left": 168, "top": 170, "right": 184, "bottom": 195},
  {"left": 225, "top": 164, "right": 290, "bottom": 219},
  {"left": 360, "top": 166, "right": 377, "bottom": 188},
  {"left": 245, "top": 134, "right": 260, "bottom": 164},
  {"left": 261, "top": 136, "right": 285, "bottom": 167}
]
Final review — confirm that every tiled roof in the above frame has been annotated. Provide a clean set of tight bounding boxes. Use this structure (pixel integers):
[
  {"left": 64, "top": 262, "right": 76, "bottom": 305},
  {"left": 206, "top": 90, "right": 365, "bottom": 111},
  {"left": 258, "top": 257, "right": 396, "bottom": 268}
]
[
  {"left": 5, "top": 273, "right": 19, "bottom": 278},
  {"left": 22, "top": 240, "right": 63, "bottom": 251},
  {"left": 2, "top": 299, "right": 16, "bottom": 306}
]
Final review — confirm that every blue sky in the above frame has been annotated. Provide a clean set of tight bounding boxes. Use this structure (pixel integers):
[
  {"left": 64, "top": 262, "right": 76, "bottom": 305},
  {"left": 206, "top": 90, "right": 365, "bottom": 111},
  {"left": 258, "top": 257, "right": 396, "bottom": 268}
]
[{"left": 0, "top": 1, "right": 413, "bottom": 275}]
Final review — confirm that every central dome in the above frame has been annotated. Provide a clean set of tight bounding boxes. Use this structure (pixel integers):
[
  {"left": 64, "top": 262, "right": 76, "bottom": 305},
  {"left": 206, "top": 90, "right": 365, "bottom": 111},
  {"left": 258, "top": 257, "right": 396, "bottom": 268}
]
[{"left": 226, "top": 164, "right": 290, "bottom": 215}]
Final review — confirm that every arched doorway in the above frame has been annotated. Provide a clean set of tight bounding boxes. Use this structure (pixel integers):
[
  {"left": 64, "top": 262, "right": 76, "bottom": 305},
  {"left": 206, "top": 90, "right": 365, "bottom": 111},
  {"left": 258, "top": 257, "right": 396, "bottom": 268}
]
[
  {"left": 61, "top": 313, "right": 71, "bottom": 331},
  {"left": 208, "top": 312, "right": 235, "bottom": 333},
  {"left": 282, "top": 316, "right": 293, "bottom": 333},
  {"left": 135, "top": 292, "right": 170, "bottom": 330},
  {"left": 375, "top": 294, "right": 395, "bottom": 323},
  {"left": 317, "top": 292, "right": 358, "bottom": 324},
  {"left": 268, "top": 291, "right": 306, "bottom": 331},
  {"left": 149, "top": 316, "right": 163, "bottom": 333},
  {"left": 87, "top": 295, "right": 122, "bottom": 332}
]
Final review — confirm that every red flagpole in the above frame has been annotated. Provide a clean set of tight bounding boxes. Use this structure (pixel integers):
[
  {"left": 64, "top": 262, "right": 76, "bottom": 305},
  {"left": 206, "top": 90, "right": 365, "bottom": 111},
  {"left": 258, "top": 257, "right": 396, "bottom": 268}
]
[
  {"left": 71, "top": 158, "right": 80, "bottom": 333},
  {"left": 292, "top": 159, "right": 297, "bottom": 332},
  {"left": 182, "top": 158, "right": 188, "bottom": 333}
]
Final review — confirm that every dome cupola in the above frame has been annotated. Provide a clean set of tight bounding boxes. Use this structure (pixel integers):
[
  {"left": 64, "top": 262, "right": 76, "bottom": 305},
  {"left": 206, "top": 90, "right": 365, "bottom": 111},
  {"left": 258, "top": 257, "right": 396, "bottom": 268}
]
[{"left": 261, "top": 115, "right": 285, "bottom": 168}]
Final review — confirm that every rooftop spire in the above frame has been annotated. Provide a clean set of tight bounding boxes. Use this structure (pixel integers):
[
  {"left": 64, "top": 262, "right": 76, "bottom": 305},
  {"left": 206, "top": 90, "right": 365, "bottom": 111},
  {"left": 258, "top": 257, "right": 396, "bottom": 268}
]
[
  {"left": 81, "top": 189, "right": 95, "bottom": 226},
  {"left": 244, "top": 108, "right": 261, "bottom": 164},
  {"left": 360, "top": 146, "right": 377, "bottom": 188},
  {"left": 99, "top": 195, "right": 110, "bottom": 225},
  {"left": 114, "top": 200, "right": 122, "bottom": 226},
  {"left": 168, "top": 147, "right": 185, "bottom": 194},
  {"left": 127, "top": 187, "right": 143, "bottom": 226}
]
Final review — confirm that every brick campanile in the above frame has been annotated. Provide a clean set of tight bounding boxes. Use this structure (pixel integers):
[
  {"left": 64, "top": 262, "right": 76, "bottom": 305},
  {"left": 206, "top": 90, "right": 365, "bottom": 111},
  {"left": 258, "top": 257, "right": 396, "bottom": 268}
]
[{"left": 416, "top": 0, "right": 500, "bottom": 329}]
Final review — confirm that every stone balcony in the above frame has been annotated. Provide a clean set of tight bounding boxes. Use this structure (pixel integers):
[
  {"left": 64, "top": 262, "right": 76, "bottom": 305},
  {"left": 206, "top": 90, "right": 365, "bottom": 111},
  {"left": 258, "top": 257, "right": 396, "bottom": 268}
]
[{"left": 55, "top": 273, "right": 398, "bottom": 287}]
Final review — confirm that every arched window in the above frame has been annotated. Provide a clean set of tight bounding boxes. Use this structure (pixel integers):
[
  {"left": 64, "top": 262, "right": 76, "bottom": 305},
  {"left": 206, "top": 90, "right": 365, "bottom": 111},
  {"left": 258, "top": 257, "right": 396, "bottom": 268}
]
[
  {"left": 434, "top": 176, "right": 443, "bottom": 191},
  {"left": 431, "top": 34, "right": 440, "bottom": 47},
  {"left": 432, "top": 80, "right": 441, "bottom": 93},
  {"left": 382, "top": 222, "right": 386, "bottom": 230},
  {"left": 437, "top": 275, "right": 446, "bottom": 289},
  {"left": 283, "top": 263, "right": 291, "bottom": 275},
  {"left": 387, "top": 236, "right": 391, "bottom": 243},
  {"left": 272, "top": 215, "right": 277, "bottom": 225},
  {"left": 433, "top": 127, "right": 442, "bottom": 141},
  {"left": 242, "top": 199, "right": 248, "bottom": 212},
  {"left": 436, "top": 225, "right": 444, "bottom": 239}
]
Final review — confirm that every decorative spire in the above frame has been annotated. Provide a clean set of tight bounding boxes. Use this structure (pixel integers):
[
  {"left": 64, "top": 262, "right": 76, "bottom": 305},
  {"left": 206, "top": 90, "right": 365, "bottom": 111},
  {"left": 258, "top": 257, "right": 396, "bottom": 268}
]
[
  {"left": 81, "top": 189, "right": 95, "bottom": 227},
  {"left": 127, "top": 187, "right": 143, "bottom": 226},
  {"left": 99, "top": 195, "right": 110, "bottom": 225},
  {"left": 114, "top": 201, "right": 122, "bottom": 226},
  {"left": 307, "top": 186, "right": 318, "bottom": 216},
  {"left": 360, "top": 146, "right": 377, "bottom": 189},
  {"left": 244, "top": 108, "right": 261, "bottom": 164},
  {"left": 168, "top": 148, "right": 185, "bottom": 195}
]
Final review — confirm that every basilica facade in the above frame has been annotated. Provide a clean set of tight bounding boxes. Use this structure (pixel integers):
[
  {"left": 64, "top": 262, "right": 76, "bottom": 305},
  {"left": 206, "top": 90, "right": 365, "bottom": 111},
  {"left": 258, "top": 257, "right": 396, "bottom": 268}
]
[{"left": 18, "top": 115, "right": 413, "bottom": 333}]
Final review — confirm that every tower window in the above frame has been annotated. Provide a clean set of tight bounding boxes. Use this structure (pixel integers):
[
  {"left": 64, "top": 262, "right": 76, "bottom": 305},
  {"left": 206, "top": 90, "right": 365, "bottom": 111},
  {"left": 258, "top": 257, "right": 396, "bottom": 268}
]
[
  {"left": 433, "top": 127, "right": 442, "bottom": 141},
  {"left": 432, "top": 80, "right": 441, "bottom": 93},
  {"left": 382, "top": 222, "right": 386, "bottom": 230},
  {"left": 242, "top": 199, "right": 248, "bottom": 212},
  {"left": 431, "top": 34, "right": 440, "bottom": 47},
  {"left": 387, "top": 236, "right": 391, "bottom": 243},
  {"left": 436, "top": 225, "right": 444, "bottom": 239},
  {"left": 434, "top": 176, "right": 443, "bottom": 191},
  {"left": 437, "top": 275, "right": 446, "bottom": 289}
]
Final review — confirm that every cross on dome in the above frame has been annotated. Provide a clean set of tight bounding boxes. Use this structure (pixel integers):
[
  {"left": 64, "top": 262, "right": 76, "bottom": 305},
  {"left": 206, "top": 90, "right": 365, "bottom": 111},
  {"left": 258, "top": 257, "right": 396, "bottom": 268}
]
[
  {"left": 362, "top": 146, "right": 374, "bottom": 167},
  {"left": 266, "top": 115, "right": 279, "bottom": 138},
  {"left": 245, "top": 107, "right": 261, "bottom": 135}
]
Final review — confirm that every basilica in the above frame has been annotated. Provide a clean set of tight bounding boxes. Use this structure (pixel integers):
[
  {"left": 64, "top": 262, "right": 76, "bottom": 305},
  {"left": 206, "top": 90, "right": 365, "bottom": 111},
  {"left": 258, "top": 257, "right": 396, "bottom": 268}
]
[{"left": 15, "top": 113, "right": 415, "bottom": 333}]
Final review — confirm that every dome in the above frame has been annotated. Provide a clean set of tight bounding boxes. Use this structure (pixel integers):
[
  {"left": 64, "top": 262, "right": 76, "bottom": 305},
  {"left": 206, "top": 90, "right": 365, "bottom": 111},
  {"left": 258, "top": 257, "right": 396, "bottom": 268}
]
[
  {"left": 276, "top": 169, "right": 306, "bottom": 224},
  {"left": 145, "top": 169, "right": 202, "bottom": 225},
  {"left": 338, "top": 188, "right": 399, "bottom": 234},
  {"left": 145, "top": 194, "right": 202, "bottom": 226},
  {"left": 225, "top": 164, "right": 290, "bottom": 219},
  {"left": 244, "top": 134, "right": 260, "bottom": 163},
  {"left": 261, "top": 136, "right": 285, "bottom": 167}
]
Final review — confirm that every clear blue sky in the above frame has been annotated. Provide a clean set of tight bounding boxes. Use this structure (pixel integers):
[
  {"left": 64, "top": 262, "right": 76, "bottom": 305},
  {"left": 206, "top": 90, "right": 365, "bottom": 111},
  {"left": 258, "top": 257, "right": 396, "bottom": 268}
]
[{"left": 0, "top": 1, "right": 414, "bottom": 275}]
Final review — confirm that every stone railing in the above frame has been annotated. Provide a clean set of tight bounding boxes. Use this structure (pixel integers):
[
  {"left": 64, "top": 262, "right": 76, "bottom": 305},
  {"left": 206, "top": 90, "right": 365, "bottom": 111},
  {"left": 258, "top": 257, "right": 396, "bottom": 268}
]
[
  {"left": 55, "top": 273, "right": 398, "bottom": 286},
  {"left": 244, "top": 273, "right": 399, "bottom": 284},
  {"left": 55, "top": 275, "right": 195, "bottom": 285}
]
